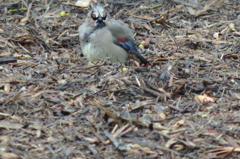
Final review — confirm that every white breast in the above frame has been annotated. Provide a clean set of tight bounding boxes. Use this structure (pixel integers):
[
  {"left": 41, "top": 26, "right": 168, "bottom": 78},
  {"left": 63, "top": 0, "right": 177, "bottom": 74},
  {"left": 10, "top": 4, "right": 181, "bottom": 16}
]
[
  {"left": 79, "top": 27, "right": 128, "bottom": 63},
  {"left": 81, "top": 42, "right": 99, "bottom": 61}
]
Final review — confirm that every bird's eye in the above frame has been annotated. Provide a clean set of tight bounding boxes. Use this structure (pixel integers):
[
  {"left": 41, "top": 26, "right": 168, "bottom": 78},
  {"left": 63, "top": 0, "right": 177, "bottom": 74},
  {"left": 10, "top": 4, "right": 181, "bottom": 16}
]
[
  {"left": 102, "top": 16, "right": 106, "bottom": 20},
  {"left": 102, "top": 12, "right": 107, "bottom": 20},
  {"left": 91, "top": 13, "right": 98, "bottom": 21}
]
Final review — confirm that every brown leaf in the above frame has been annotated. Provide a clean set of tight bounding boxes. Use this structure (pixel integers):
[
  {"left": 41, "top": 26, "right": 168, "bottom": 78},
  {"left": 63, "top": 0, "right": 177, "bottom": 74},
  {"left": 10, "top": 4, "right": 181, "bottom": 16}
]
[
  {"left": 0, "top": 121, "right": 23, "bottom": 130},
  {"left": 194, "top": 95, "right": 215, "bottom": 103},
  {"left": 1, "top": 152, "right": 20, "bottom": 159}
]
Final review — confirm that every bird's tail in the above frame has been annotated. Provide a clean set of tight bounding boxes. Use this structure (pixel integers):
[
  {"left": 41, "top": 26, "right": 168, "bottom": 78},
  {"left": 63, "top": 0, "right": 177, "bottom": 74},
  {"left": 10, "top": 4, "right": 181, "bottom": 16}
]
[{"left": 115, "top": 39, "right": 150, "bottom": 66}]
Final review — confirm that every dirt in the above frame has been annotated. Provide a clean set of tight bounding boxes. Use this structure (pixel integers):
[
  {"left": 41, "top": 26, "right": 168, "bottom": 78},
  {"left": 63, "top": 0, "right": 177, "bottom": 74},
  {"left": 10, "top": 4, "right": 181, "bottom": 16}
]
[{"left": 0, "top": 0, "right": 240, "bottom": 158}]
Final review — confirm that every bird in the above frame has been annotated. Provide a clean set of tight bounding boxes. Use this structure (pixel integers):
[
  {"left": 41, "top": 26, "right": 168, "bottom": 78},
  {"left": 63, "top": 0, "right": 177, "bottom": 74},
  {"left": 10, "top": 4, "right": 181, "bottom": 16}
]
[{"left": 78, "top": 3, "right": 150, "bottom": 66}]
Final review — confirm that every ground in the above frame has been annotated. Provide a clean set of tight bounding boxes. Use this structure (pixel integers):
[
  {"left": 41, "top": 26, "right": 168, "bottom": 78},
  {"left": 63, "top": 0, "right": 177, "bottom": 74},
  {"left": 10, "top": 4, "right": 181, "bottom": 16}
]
[{"left": 0, "top": 0, "right": 240, "bottom": 158}]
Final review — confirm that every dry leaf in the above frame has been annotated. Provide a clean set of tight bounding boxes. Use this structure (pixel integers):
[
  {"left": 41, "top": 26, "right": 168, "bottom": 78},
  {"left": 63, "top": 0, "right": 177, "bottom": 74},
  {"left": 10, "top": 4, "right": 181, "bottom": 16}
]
[
  {"left": 158, "top": 111, "right": 166, "bottom": 119},
  {"left": 173, "top": 119, "right": 185, "bottom": 128},
  {"left": 0, "top": 121, "right": 23, "bottom": 130},
  {"left": 165, "top": 138, "right": 177, "bottom": 148},
  {"left": 195, "top": 95, "right": 214, "bottom": 103},
  {"left": 229, "top": 23, "right": 235, "bottom": 31},
  {"left": 75, "top": 0, "right": 92, "bottom": 7},
  {"left": 187, "top": 7, "right": 196, "bottom": 15},
  {"left": 207, "top": 129, "right": 218, "bottom": 134},
  {"left": 195, "top": 32, "right": 202, "bottom": 38},
  {"left": 233, "top": 32, "right": 240, "bottom": 36},
  {"left": 232, "top": 93, "right": 240, "bottom": 100},
  {"left": 213, "top": 32, "right": 219, "bottom": 40},
  {"left": 4, "top": 84, "right": 10, "bottom": 94},
  {"left": 0, "top": 152, "right": 20, "bottom": 159},
  {"left": 84, "top": 137, "right": 99, "bottom": 143}
]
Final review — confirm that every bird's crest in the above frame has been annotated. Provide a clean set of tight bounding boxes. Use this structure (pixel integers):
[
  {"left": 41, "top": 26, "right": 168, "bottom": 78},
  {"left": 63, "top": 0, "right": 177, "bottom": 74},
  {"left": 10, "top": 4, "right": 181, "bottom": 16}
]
[
  {"left": 89, "top": 2, "right": 107, "bottom": 28},
  {"left": 90, "top": 2, "right": 106, "bottom": 19}
]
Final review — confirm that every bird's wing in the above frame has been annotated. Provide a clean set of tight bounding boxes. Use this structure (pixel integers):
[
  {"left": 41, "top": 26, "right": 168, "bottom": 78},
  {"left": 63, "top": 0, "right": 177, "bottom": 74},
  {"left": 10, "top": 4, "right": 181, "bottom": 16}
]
[
  {"left": 107, "top": 19, "right": 135, "bottom": 41},
  {"left": 78, "top": 22, "right": 96, "bottom": 42},
  {"left": 107, "top": 19, "right": 150, "bottom": 65}
]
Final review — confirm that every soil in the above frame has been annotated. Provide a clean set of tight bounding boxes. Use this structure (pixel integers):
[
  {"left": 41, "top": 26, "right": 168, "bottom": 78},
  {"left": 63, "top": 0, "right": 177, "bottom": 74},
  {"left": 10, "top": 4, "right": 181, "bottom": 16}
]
[{"left": 0, "top": 0, "right": 240, "bottom": 158}]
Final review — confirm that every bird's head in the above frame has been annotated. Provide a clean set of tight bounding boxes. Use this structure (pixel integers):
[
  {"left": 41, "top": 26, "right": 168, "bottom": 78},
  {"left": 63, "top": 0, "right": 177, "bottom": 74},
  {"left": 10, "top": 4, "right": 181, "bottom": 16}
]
[{"left": 90, "top": 4, "right": 107, "bottom": 28}]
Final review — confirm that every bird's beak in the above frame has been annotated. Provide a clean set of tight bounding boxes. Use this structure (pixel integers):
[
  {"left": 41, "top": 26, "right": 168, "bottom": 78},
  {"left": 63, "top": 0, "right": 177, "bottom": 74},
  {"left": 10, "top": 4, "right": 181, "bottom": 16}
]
[
  {"left": 97, "top": 17, "right": 103, "bottom": 22},
  {"left": 96, "top": 17, "right": 106, "bottom": 28}
]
